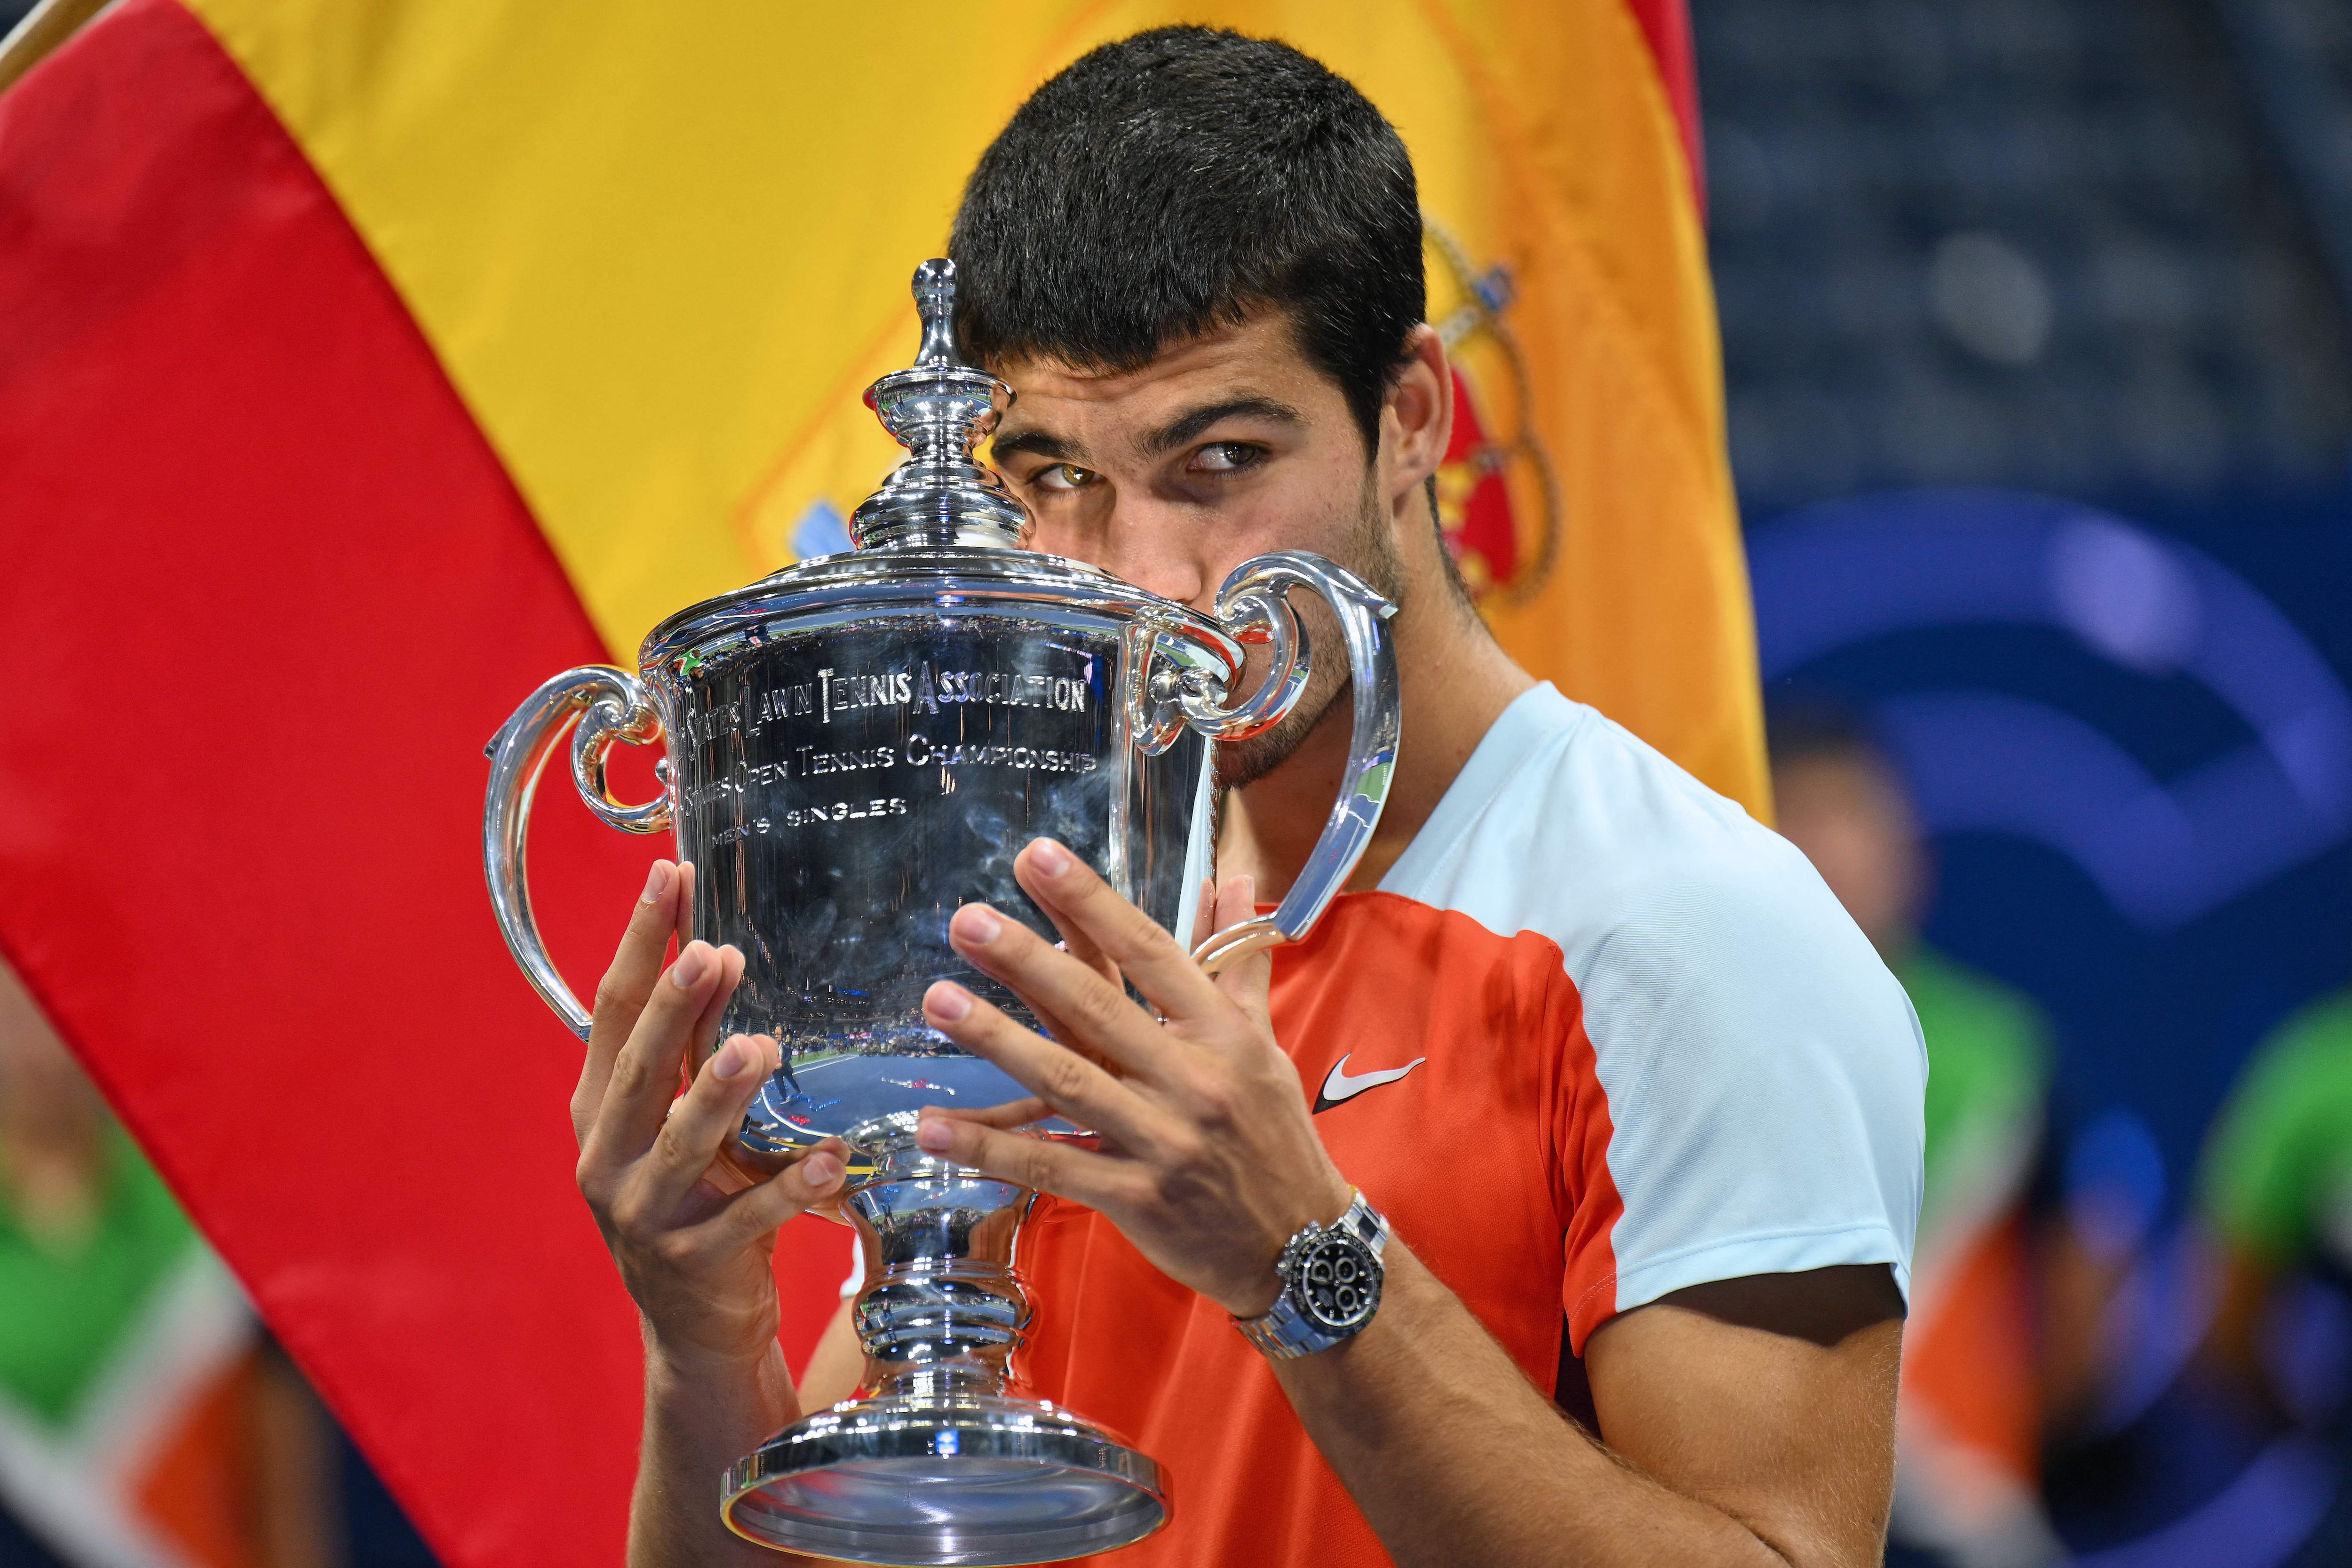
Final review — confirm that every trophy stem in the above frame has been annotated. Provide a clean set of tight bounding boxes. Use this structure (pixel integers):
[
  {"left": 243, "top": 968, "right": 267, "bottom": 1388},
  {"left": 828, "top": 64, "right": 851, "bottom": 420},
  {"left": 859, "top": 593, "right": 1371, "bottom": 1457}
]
[
  {"left": 846, "top": 1135, "right": 1037, "bottom": 1401},
  {"left": 723, "top": 1127, "right": 1167, "bottom": 1566}
]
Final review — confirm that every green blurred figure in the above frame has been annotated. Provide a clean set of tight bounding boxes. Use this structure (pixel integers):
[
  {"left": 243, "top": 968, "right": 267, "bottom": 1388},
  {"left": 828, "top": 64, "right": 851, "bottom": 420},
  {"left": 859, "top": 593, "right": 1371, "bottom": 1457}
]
[
  {"left": 2202, "top": 991, "right": 2352, "bottom": 1409},
  {"left": 1772, "top": 709, "right": 2063, "bottom": 1568},
  {"left": 2195, "top": 986, "right": 2352, "bottom": 1568}
]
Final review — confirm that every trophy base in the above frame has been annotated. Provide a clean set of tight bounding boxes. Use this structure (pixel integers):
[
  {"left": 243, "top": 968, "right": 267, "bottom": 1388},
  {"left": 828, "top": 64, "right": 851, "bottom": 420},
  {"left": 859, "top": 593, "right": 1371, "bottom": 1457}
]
[{"left": 723, "top": 1391, "right": 1167, "bottom": 1566}]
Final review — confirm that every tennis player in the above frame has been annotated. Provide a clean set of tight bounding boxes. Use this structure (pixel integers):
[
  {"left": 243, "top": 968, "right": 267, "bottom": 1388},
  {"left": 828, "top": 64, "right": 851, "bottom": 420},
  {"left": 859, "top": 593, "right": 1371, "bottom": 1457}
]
[{"left": 572, "top": 28, "right": 1925, "bottom": 1567}]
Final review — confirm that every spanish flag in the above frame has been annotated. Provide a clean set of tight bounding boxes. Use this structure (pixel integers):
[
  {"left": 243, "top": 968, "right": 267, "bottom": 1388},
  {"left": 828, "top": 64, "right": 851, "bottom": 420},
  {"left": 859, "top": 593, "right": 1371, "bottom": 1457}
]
[{"left": 0, "top": 2, "right": 1752, "bottom": 1561}]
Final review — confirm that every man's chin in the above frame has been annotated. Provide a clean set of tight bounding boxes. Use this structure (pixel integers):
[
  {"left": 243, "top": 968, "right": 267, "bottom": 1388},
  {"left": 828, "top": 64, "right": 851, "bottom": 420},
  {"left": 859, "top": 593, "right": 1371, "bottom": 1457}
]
[{"left": 1213, "top": 678, "right": 1352, "bottom": 792}]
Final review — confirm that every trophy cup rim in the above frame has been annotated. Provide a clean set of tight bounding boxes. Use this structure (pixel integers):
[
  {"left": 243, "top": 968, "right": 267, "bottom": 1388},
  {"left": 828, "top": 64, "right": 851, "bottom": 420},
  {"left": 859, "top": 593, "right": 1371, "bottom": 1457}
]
[{"left": 636, "top": 544, "right": 1248, "bottom": 683}]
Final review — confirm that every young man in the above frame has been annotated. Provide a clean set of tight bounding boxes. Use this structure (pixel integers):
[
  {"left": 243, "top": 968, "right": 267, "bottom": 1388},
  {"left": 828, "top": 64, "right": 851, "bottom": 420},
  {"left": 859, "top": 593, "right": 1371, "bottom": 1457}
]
[{"left": 572, "top": 28, "right": 1925, "bottom": 1568}]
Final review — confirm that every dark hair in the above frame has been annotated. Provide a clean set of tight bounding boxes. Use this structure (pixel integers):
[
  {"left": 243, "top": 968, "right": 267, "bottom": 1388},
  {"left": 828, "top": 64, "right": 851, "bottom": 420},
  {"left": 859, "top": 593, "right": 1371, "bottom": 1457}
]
[{"left": 949, "top": 27, "right": 1425, "bottom": 457}]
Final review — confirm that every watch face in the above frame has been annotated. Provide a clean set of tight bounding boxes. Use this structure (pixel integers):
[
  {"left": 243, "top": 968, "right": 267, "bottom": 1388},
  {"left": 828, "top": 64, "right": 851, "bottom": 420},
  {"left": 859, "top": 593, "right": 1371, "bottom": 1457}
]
[{"left": 1294, "top": 1231, "right": 1382, "bottom": 1333}]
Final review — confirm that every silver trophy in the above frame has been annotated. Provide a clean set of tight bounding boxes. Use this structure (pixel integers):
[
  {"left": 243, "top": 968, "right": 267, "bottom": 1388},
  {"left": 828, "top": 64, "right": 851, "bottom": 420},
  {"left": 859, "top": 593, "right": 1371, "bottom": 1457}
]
[{"left": 484, "top": 260, "right": 1399, "bottom": 1566}]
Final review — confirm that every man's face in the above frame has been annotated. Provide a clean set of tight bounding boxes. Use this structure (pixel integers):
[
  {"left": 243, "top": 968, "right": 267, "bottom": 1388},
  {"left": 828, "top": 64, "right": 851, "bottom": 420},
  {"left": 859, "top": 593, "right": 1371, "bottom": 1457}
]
[{"left": 988, "top": 310, "right": 1405, "bottom": 788}]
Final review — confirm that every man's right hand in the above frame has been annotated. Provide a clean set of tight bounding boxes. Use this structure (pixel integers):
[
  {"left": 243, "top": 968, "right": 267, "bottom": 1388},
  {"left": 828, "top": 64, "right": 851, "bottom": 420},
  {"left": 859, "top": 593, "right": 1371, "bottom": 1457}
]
[{"left": 571, "top": 858, "right": 850, "bottom": 1373}]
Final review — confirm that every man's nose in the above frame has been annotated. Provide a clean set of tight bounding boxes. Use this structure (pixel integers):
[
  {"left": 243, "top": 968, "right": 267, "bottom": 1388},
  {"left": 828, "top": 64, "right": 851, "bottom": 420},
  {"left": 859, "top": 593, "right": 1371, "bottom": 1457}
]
[{"left": 1097, "top": 499, "right": 1211, "bottom": 608}]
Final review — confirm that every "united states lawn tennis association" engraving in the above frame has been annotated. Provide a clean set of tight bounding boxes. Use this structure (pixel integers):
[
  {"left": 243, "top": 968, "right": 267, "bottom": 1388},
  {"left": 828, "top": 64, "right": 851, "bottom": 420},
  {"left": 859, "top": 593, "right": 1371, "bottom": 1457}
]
[
  {"left": 790, "top": 665, "right": 1092, "bottom": 724},
  {"left": 676, "top": 661, "right": 1095, "bottom": 749}
]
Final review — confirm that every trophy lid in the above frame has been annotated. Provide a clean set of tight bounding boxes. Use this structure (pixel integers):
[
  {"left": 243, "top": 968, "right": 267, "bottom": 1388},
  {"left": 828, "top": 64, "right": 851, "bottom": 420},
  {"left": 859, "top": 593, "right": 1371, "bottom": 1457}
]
[{"left": 847, "top": 260, "right": 1032, "bottom": 552}]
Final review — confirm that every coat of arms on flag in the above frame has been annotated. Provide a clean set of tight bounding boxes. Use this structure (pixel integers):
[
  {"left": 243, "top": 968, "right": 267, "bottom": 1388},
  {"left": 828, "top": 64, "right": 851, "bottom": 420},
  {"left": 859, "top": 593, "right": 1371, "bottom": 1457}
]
[{"left": 1427, "top": 218, "right": 1560, "bottom": 605}]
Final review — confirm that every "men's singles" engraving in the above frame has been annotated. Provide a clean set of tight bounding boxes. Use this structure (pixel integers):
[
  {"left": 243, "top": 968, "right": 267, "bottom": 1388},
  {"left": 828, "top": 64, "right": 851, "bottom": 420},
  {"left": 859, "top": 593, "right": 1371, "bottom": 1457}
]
[{"left": 711, "top": 797, "right": 913, "bottom": 845}]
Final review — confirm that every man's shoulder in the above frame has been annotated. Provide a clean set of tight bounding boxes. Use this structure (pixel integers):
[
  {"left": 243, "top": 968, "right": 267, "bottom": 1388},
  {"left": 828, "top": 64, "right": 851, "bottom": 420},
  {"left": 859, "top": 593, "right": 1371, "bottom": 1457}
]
[
  {"left": 1359, "top": 692, "right": 1923, "bottom": 1325},
  {"left": 1383, "top": 687, "right": 1841, "bottom": 975}
]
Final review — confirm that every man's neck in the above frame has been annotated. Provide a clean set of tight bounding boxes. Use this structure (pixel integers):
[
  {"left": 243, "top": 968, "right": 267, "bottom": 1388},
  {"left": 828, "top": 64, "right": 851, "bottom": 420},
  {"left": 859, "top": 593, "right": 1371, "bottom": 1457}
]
[{"left": 1219, "top": 585, "right": 1534, "bottom": 903}]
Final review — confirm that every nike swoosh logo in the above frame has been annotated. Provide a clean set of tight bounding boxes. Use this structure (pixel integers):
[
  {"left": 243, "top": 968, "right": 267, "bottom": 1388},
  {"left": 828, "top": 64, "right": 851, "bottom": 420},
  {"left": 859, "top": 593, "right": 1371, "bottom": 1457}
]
[{"left": 1312, "top": 1053, "right": 1428, "bottom": 1114}]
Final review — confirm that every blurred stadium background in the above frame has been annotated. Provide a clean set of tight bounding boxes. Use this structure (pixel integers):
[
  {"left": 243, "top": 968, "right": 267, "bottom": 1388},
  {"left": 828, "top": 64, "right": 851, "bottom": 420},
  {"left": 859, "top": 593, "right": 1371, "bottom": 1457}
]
[
  {"left": 1703, "top": 2, "right": 2352, "bottom": 1565},
  {"left": 4, "top": 0, "right": 2351, "bottom": 1564}
]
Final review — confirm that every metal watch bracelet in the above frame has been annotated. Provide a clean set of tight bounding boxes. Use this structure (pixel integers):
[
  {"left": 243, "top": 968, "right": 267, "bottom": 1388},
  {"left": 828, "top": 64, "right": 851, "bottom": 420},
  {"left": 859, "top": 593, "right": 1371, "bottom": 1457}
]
[{"left": 1233, "top": 1189, "right": 1390, "bottom": 1360}]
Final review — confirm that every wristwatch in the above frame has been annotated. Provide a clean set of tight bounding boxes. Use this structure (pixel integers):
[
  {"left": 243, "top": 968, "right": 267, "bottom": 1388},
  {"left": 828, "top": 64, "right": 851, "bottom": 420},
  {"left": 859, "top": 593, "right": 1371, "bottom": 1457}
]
[{"left": 1233, "top": 1189, "right": 1389, "bottom": 1359}]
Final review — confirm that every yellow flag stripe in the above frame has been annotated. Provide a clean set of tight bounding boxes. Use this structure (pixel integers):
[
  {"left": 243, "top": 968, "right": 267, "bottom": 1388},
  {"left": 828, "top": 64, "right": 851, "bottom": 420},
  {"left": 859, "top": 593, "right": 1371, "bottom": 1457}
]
[{"left": 184, "top": 0, "right": 1764, "bottom": 812}]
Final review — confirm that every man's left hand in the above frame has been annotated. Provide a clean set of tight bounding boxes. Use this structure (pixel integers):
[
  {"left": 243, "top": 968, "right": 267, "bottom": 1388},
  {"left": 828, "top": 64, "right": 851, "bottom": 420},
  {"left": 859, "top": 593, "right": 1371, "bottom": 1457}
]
[{"left": 914, "top": 837, "right": 1350, "bottom": 1318}]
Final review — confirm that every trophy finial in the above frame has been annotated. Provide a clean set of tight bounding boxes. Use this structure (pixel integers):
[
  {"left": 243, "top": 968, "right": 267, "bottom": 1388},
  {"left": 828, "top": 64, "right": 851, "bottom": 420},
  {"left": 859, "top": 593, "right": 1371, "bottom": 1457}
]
[
  {"left": 912, "top": 258, "right": 961, "bottom": 368},
  {"left": 849, "top": 258, "right": 1031, "bottom": 551}
]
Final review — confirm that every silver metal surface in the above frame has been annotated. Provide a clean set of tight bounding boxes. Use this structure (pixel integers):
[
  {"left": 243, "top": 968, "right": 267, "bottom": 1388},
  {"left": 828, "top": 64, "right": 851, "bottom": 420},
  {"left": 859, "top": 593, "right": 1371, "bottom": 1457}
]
[
  {"left": 482, "top": 259, "right": 1403, "bottom": 1562},
  {"left": 723, "top": 1135, "right": 1166, "bottom": 1564},
  {"left": 1191, "top": 555, "right": 1402, "bottom": 974},
  {"left": 851, "top": 259, "right": 1032, "bottom": 553},
  {"left": 723, "top": 1390, "right": 1165, "bottom": 1566},
  {"left": 483, "top": 665, "right": 671, "bottom": 1040}
]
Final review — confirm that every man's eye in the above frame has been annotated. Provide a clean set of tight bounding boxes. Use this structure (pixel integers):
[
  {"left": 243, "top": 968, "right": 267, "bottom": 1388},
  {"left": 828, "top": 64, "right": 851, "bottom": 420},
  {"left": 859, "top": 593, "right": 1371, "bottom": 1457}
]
[
  {"left": 1032, "top": 463, "right": 1098, "bottom": 492},
  {"left": 1188, "top": 442, "right": 1264, "bottom": 473}
]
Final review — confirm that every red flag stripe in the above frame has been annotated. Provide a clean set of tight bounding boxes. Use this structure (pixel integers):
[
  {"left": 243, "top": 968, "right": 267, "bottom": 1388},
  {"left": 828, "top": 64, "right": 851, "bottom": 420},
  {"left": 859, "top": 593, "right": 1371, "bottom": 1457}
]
[
  {"left": 0, "top": 2, "right": 842, "bottom": 1558},
  {"left": 1621, "top": 0, "right": 1706, "bottom": 212}
]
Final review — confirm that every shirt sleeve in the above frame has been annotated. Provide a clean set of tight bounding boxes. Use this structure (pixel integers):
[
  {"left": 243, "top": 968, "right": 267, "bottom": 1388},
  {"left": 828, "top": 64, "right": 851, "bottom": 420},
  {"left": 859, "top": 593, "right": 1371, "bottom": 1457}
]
[{"left": 1557, "top": 830, "right": 1929, "bottom": 1351}]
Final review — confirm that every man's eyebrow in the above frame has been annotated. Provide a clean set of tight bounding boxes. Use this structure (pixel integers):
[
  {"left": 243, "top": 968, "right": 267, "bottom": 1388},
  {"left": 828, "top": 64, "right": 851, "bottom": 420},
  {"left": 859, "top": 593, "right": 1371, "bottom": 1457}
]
[
  {"left": 989, "top": 429, "right": 1084, "bottom": 464},
  {"left": 1143, "top": 396, "right": 1304, "bottom": 457}
]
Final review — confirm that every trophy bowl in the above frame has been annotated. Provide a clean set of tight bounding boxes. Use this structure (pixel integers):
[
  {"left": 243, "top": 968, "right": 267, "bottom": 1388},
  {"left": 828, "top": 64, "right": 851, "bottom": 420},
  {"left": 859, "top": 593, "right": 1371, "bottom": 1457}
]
[{"left": 484, "top": 260, "right": 1398, "bottom": 1565}]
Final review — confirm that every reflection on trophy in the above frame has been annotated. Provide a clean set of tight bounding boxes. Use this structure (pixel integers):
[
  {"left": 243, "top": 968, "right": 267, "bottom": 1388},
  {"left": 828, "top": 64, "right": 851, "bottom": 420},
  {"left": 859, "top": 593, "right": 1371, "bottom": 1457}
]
[{"left": 483, "top": 260, "right": 1399, "bottom": 1565}]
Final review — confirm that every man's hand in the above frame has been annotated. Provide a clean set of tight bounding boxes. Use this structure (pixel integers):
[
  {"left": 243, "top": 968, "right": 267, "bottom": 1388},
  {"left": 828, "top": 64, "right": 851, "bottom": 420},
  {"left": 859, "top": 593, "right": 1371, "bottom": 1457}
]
[
  {"left": 572, "top": 859, "right": 851, "bottom": 1370},
  {"left": 911, "top": 837, "right": 1349, "bottom": 1317},
  {"left": 574, "top": 860, "right": 857, "bottom": 1567}
]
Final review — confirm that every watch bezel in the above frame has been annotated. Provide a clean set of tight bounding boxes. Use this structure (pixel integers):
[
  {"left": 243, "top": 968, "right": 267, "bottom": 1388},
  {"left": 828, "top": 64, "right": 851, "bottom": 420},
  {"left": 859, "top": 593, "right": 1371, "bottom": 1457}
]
[
  {"left": 1235, "top": 1191, "right": 1391, "bottom": 1359},
  {"left": 1287, "top": 1226, "right": 1383, "bottom": 1334}
]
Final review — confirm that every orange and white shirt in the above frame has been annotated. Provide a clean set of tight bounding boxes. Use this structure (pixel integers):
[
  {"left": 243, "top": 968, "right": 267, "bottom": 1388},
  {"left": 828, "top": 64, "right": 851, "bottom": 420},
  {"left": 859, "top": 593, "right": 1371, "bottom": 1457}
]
[{"left": 1019, "top": 683, "right": 1927, "bottom": 1566}]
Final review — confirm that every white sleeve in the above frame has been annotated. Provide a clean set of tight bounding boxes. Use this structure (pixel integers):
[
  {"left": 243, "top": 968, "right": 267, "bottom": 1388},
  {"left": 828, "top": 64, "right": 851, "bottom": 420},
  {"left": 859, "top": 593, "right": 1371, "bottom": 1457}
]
[{"left": 1567, "top": 831, "right": 1926, "bottom": 1325}]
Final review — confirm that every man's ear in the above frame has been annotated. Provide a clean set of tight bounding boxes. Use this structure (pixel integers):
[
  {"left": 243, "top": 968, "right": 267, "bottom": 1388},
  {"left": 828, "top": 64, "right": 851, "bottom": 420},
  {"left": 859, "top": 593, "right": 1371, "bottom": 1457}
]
[{"left": 1381, "top": 325, "right": 1454, "bottom": 505}]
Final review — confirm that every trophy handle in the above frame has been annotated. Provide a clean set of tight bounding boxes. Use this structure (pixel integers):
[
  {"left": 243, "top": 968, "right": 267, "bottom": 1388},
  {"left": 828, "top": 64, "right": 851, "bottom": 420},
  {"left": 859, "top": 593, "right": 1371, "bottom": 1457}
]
[
  {"left": 1184, "top": 554, "right": 1401, "bottom": 974},
  {"left": 483, "top": 665, "right": 674, "bottom": 1041}
]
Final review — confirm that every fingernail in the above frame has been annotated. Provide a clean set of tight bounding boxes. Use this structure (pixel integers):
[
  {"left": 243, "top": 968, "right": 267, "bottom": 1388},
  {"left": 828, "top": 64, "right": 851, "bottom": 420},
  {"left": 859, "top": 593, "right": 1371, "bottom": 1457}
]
[
  {"left": 1030, "top": 839, "right": 1073, "bottom": 877},
  {"left": 916, "top": 1117, "right": 953, "bottom": 1153},
  {"left": 713, "top": 1035, "right": 753, "bottom": 1080},
  {"left": 641, "top": 861, "right": 672, "bottom": 903},
  {"left": 926, "top": 982, "right": 972, "bottom": 1022},
  {"left": 671, "top": 942, "right": 710, "bottom": 989},
  {"left": 1238, "top": 874, "right": 1256, "bottom": 908},
  {"left": 951, "top": 906, "right": 1002, "bottom": 945},
  {"left": 802, "top": 1152, "right": 842, "bottom": 1186}
]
